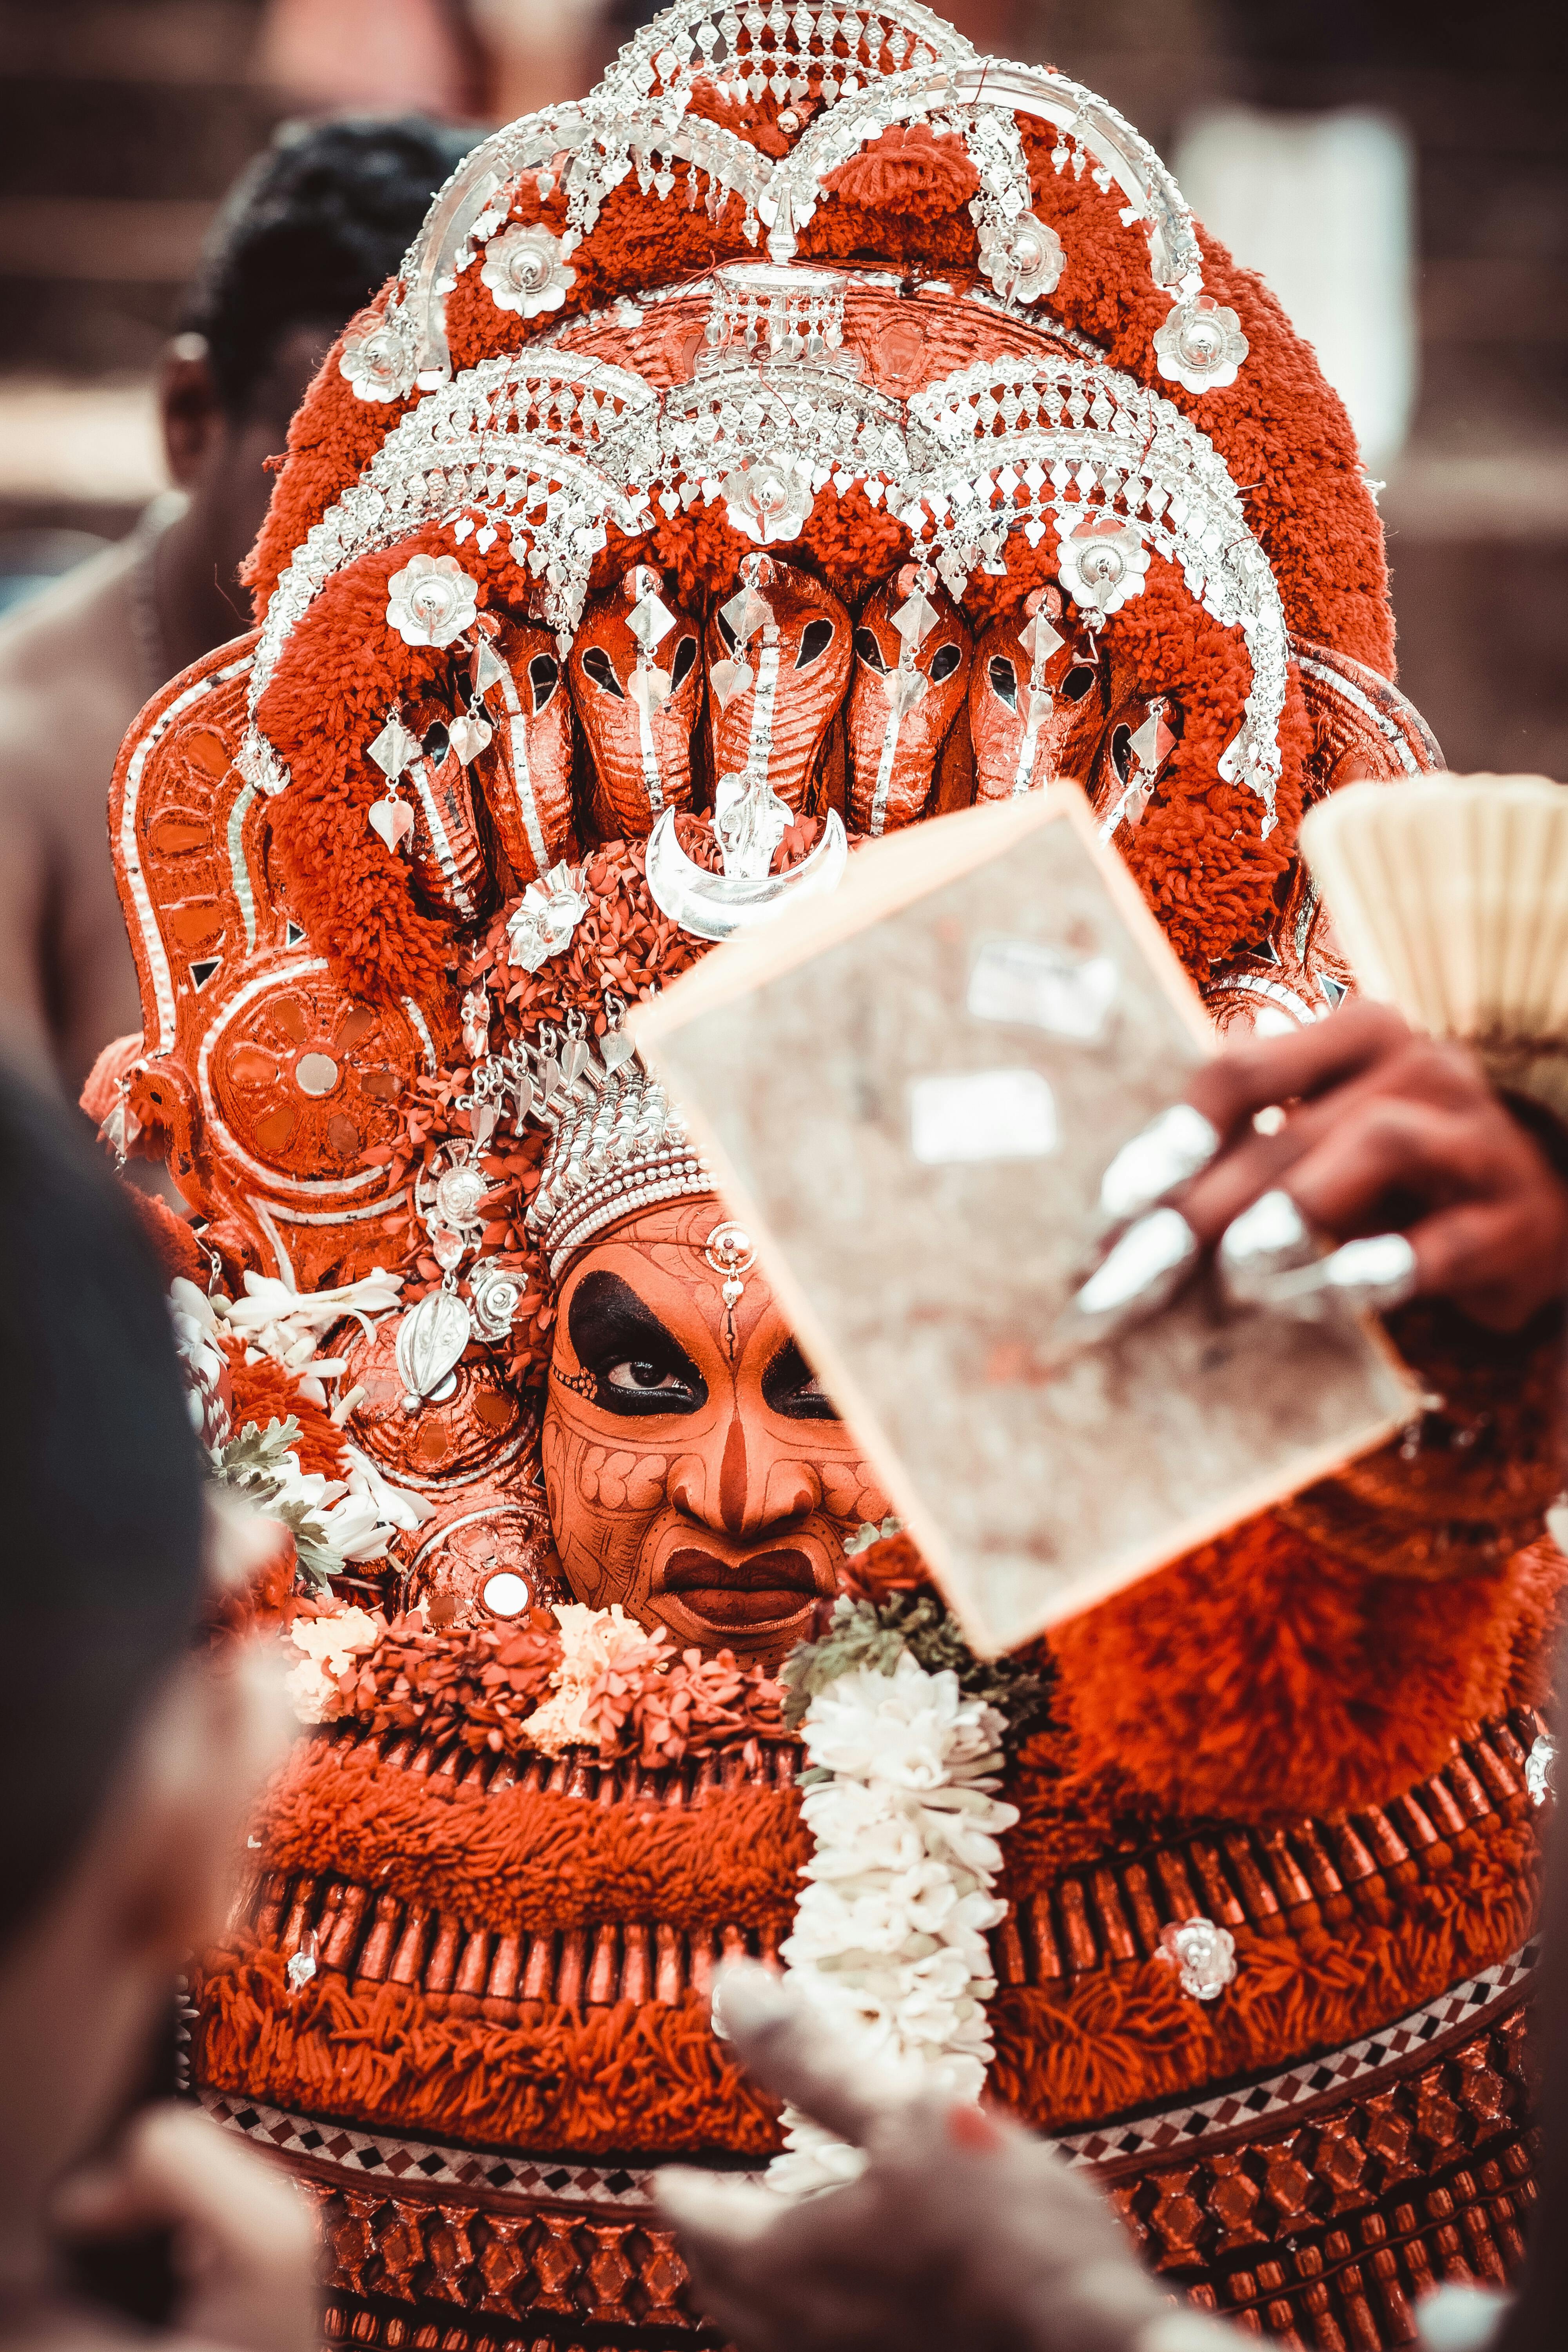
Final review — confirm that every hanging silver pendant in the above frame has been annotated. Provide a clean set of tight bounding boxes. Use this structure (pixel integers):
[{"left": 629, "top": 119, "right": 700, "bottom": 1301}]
[{"left": 396, "top": 1287, "right": 472, "bottom": 1412}]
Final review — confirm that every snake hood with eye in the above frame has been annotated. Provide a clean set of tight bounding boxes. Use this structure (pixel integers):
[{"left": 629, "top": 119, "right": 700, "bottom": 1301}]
[
  {"left": 847, "top": 568, "right": 973, "bottom": 836},
  {"left": 704, "top": 556, "right": 851, "bottom": 819},
  {"left": 568, "top": 564, "right": 702, "bottom": 840},
  {"left": 969, "top": 597, "right": 1106, "bottom": 806}
]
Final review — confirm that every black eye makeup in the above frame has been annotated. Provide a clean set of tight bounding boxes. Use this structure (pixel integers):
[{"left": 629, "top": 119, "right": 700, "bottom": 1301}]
[
  {"left": 762, "top": 1339, "right": 840, "bottom": 1422},
  {"left": 564, "top": 1271, "right": 708, "bottom": 1416}
]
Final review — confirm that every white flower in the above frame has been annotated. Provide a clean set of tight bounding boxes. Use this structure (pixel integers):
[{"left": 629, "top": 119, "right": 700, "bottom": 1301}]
[
  {"left": 338, "top": 310, "right": 416, "bottom": 403},
  {"left": 1056, "top": 514, "right": 1151, "bottom": 618},
  {"left": 385, "top": 553, "right": 479, "bottom": 648},
  {"left": 977, "top": 213, "right": 1064, "bottom": 305},
  {"left": 721, "top": 452, "right": 814, "bottom": 546},
  {"left": 284, "top": 1655, "right": 340, "bottom": 1725},
  {"left": 522, "top": 1602, "right": 666, "bottom": 1754},
  {"left": 506, "top": 861, "right": 590, "bottom": 972},
  {"left": 290, "top": 1605, "right": 383, "bottom": 1674},
  {"left": 766, "top": 1640, "right": 1019, "bottom": 2194},
  {"left": 1153, "top": 294, "right": 1249, "bottom": 394},
  {"left": 169, "top": 1277, "right": 230, "bottom": 1445},
  {"left": 480, "top": 223, "right": 576, "bottom": 318}
]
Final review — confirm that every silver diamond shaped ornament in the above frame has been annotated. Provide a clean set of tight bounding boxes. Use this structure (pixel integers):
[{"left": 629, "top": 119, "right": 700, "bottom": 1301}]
[{"left": 395, "top": 1287, "right": 472, "bottom": 1410}]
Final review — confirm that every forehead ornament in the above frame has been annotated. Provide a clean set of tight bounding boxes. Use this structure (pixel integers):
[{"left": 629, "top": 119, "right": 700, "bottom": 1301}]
[{"left": 704, "top": 1218, "right": 758, "bottom": 1355}]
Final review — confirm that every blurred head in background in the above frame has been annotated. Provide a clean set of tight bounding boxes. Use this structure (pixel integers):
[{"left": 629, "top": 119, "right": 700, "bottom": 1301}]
[
  {"left": 160, "top": 112, "right": 482, "bottom": 661},
  {"left": 0, "top": 112, "right": 482, "bottom": 1101}
]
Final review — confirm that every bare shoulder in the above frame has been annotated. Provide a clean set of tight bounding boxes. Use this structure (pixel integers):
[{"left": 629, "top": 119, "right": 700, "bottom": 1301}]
[{"left": 0, "top": 543, "right": 144, "bottom": 812}]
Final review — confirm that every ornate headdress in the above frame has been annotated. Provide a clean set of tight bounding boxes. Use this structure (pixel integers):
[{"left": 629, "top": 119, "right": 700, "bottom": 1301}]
[{"left": 111, "top": 0, "right": 1440, "bottom": 1316}]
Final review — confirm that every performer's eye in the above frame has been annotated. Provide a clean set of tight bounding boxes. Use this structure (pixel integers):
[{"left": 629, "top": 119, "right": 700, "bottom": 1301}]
[
  {"left": 566, "top": 1272, "right": 708, "bottom": 1417},
  {"left": 929, "top": 642, "right": 962, "bottom": 684},
  {"left": 528, "top": 653, "right": 560, "bottom": 711},
  {"left": 854, "top": 627, "right": 888, "bottom": 673},
  {"left": 581, "top": 646, "right": 625, "bottom": 700},
  {"left": 606, "top": 1358, "right": 700, "bottom": 1399},
  {"left": 987, "top": 655, "right": 1018, "bottom": 709},
  {"left": 1062, "top": 664, "right": 1097, "bottom": 701},
  {"left": 797, "top": 619, "right": 835, "bottom": 669},
  {"left": 762, "top": 1340, "right": 839, "bottom": 1422},
  {"left": 671, "top": 635, "right": 698, "bottom": 688},
  {"left": 422, "top": 720, "right": 450, "bottom": 762}
]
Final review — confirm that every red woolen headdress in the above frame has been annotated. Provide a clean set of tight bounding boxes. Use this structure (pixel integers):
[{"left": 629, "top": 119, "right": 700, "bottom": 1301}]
[{"left": 110, "top": 0, "right": 1440, "bottom": 1299}]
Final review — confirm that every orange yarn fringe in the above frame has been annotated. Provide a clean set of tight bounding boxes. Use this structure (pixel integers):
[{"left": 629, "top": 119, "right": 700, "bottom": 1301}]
[
  {"left": 258, "top": 1738, "right": 808, "bottom": 1934},
  {"left": 196, "top": 1960, "right": 782, "bottom": 2156},
  {"left": 993, "top": 1809, "right": 1540, "bottom": 2132},
  {"left": 199, "top": 1801, "right": 1538, "bottom": 2155}
]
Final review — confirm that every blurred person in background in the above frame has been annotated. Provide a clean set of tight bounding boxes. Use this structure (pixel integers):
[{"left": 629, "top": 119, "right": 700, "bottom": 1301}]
[
  {"left": 0, "top": 1058, "right": 307, "bottom": 2352},
  {"left": 0, "top": 115, "right": 478, "bottom": 1104}
]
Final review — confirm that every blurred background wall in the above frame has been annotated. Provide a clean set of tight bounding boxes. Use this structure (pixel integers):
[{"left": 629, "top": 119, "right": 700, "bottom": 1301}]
[{"left": 1, "top": 0, "right": 1563, "bottom": 771}]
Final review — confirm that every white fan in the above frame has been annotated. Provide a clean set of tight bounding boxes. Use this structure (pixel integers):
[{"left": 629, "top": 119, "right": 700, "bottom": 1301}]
[{"left": 1300, "top": 772, "right": 1568, "bottom": 1121}]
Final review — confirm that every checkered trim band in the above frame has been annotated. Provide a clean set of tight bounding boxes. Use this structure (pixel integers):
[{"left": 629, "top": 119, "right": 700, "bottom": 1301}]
[
  {"left": 1047, "top": 1941, "right": 1537, "bottom": 2170},
  {"left": 198, "top": 2091, "right": 684, "bottom": 2208},
  {"left": 203, "top": 1944, "right": 1535, "bottom": 2202}
]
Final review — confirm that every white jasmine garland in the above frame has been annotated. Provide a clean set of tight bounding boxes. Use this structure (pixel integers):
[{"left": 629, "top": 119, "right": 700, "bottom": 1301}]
[{"left": 768, "top": 1646, "right": 1018, "bottom": 2196}]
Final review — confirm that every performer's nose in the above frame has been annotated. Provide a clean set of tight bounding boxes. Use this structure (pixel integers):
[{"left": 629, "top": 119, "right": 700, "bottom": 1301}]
[{"left": 670, "top": 1412, "right": 814, "bottom": 1537}]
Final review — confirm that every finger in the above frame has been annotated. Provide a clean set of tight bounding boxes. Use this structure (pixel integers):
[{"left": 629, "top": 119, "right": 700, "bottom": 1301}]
[
  {"left": 655, "top": 2167, "right": 782, "bottom": 2250},
  {"left": 712, "top": 1966, "right": 902, "bottom": 2151},
  {"left": 54, "top": 2106, "right": 314, "bottom": 2270},
  {"left": 1410, "top": 1196, "right": 1568, "bottom": 1329},
  {"left": 1284, "top": 1101, "right": 1492, "bottom": 1236},
  {"left": 1185, "top": 1002, "right": 1414, "bottom": 1136}
]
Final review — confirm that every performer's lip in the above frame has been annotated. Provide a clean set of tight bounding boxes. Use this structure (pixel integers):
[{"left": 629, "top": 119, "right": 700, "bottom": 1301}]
[{"left": 660, "top": 1546, "right": 819, "bottom": 1630}]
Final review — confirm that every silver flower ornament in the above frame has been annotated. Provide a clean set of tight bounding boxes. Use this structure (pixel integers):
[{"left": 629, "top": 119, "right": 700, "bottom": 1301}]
[
  {"left": 481, "top": 223, "right": 577, "bottom": 319},
  {"left": 1153, "top": 294, "right": 1250, "bottom": 394},
  {"left": 1056, "top": 514, "right": 1151, "bottom": 617},
  {"left": 338, "top": 311, "right": 417, "bottom": 404},
  {"left": 1159, "top": 1916, "right": 1237, "bottom": 2002},
  {"left": 978, "top": 213, "right": 1065, "bottom": 305},
  {"left": 506, "top": 861, "right": 590, "bottom": 972},
  {"left": 721, "top": 451, "right": 815, "bottom": 545},
  {"left": 469, "top": 1259, "right": 524, "bottom": 1341},
  {"left": 385, "top": 553, "right": 480, "bottom": 648}
]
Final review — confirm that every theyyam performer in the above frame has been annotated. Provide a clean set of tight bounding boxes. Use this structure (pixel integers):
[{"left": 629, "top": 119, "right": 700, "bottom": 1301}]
[{"left": 90, "top": 4, "right": 1567, "bottom": 2344}]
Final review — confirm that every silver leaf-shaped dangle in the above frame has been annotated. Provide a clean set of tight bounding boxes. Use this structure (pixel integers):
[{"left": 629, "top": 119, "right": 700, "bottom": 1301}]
[{"left": 396, "top": 1287, "right": 472, "bottom": 1412}]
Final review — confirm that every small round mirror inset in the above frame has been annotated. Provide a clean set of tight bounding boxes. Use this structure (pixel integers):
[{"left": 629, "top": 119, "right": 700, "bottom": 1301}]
[
  {"left": 295, "top": 1053, "right": 341, "bottom": 1097},
  {"left": 482, "top": 1571, "right": 530, "bottom": 1618}
]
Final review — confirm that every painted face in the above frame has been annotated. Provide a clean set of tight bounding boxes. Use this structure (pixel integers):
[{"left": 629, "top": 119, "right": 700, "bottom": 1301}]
[
  {"left": 969, "top": 598, "right": 1103, "bottom": 802},
  {"left": 846, "top": 568, "right": 971, "bottom": 836},
  {"left": 470, "top": 612, "right": 576, "bottom": 886},
  {"left": 568, "top": 564, "right": 702, "bottom": 838},
  {"left": 543, "top": 1196, "right": 890, "bottom": 1669},
  {"left": 705, "top": 556, "right": 850, "bottom": 818}
]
